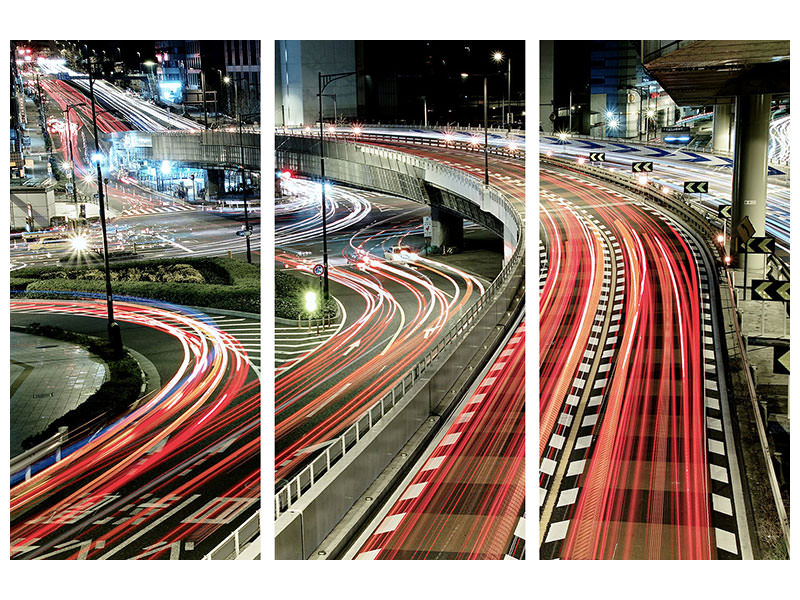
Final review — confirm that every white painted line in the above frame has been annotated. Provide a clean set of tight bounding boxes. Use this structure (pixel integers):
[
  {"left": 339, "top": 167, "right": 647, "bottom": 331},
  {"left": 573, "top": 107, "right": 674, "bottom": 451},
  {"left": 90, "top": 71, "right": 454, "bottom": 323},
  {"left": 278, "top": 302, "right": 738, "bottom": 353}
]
[
  {"left": 567, "top": 460, "right": 586, "bottom": 477},
  {"left": 710, "top": 464, "right": 729, "bottom": 484},
  {"left": 540, "top": 458, "right": 557, "bottom": 476},
  {"left": 355, "top": 549, "right": 381, "bottom": 560},
  {"left": 708, "top": 439, "right": 726, "bottom": 456},
  {"left": 545, "top": 520, "right": 570, "bottom": 543},
  {"left": 712, "top": 494, "right": 733, "bottom": 516},
  {"left": 421, "top": 455, "right": 446, "bottom": 471},
  {"left": 557, "top": 488, "right": 579, "bottom": 507},
  {"left": 715, "top": 528, "right": 738, "bottom": 554},
  {"left": 440, "top": 433, "right": 461, "bottom": 447},
  {"left": 399, "top": 482, "right": 427, "bottom": 502},
  {"left": 374, "top": 513, "right": 405, "bottom": 535}
]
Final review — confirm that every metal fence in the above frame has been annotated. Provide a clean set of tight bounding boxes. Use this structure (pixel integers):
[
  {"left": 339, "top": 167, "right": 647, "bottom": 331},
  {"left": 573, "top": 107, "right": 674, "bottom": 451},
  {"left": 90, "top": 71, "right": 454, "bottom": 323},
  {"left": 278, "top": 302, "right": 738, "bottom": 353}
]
[
  {"left": 202, "top": 510, "right": 260, "bottom": 560},
  {"left": 278, "top": 128, "right": 525, "bottom": 160},
  {"left": 274, "top": 139, "right": 524, "bottom": 519}
]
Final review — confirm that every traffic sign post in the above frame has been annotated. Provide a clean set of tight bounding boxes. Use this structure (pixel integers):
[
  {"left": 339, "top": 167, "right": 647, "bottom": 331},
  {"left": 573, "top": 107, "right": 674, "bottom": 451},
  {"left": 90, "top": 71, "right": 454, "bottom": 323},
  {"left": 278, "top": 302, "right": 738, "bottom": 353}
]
[
  {"left": 632, "top": 161, "right": 653, "bottom": 173},
  {"left": 589, "top": 152, "right": 605, "bottom": 162},
  {"left": 313, "top": 264, "right": 324, "bottom": 277}
]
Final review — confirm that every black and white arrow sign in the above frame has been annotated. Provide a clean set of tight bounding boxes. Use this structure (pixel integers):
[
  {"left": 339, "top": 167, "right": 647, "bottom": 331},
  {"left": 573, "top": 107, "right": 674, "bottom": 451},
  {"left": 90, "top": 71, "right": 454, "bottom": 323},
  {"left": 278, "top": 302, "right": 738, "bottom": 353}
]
[
  {"left": 738, "top": 236, "right": 775, "bottom": 254},
  {"left": 751, "top": 279, "right": 790, "bottom": 302},
  {"left": 718, "top": 205, "right": 732, "bottom": 219},
  {"left": 774, "top": 347, "right": 790, "bottom": 375},
  {"left": 589, "top": 152, "right": 605, "bottom": 162},
  {"left": 632, "top": 161, "right": 654, "bottom": 173},
  {"left": 684, "top": 181, "right": 709, "bottom": 194}
]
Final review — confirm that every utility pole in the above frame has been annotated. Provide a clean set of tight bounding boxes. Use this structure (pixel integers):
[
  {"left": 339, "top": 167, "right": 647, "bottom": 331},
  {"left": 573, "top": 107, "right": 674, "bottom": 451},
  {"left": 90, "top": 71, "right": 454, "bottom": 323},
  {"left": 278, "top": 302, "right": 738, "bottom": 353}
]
[
  {"left": 87, "top": 56, "right": 122, "bottom": 354},
  {"left": 317, "top": 70, "right": 356, "bottom": 301},
  {"left": 239, "top": 113, "right": 253, "bottom": 264},
  {"left": 484, "top": 76, "right": 489, "bottom": 185}
]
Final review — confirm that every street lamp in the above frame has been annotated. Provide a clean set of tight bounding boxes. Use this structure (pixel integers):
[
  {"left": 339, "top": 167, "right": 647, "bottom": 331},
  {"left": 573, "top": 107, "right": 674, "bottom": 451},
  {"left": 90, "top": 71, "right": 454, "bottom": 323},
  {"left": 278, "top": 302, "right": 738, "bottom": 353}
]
[
  {"left": 318, "top": 70, "right": 356, "bottom": 301},
  {"left": 492, "top": 51, "right": 511, "bottom": 127},
  {"left": 237, "top": 111, "right": 258, "bottom": 264},
  {"left": 86, "top": 54, "right": 122, "bottom": 354}
]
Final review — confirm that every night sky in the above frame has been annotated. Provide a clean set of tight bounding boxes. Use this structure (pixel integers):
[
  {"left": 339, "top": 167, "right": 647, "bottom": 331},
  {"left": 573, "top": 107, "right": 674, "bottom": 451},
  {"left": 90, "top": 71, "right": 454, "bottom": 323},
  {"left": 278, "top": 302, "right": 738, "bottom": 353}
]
[
  {"left": 357, "top": 40, "right": 525, "bottom": 126},
  {"left": 16, "top": 41, "right": 229, "bottom": 88}
]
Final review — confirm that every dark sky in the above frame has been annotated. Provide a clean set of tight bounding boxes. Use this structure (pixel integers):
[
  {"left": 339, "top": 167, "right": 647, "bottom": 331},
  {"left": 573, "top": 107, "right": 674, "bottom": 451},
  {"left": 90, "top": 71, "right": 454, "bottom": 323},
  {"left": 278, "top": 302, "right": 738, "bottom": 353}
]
[
  {"left": 357, "top": 40, "right": 525, "bottom": 125},
  {"left": 17, "top": 40, "right": 228, "bottom": 84}
]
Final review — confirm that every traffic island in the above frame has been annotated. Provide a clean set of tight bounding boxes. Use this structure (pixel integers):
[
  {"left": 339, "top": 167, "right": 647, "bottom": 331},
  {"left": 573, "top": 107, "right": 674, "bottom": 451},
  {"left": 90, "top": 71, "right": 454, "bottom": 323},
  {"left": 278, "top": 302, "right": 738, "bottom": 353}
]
[
  {"left": 10, "top": 256, "right": 260, "bottom": 313},
  {"left": 11, "top": 323, "right": 144, "bottom": 453}
]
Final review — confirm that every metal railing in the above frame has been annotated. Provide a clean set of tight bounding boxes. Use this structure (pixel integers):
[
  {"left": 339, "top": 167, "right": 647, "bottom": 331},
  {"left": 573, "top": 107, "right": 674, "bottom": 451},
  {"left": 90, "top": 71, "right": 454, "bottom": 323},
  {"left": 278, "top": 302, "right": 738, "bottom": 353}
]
[
  {"left": 10, "top": 427, "right": 69, "bottom": 484},
  {"left": 202, "top": 509, "right": 260, "bottom": 560},
  {"left": 275, "top": 143, "right": 524, "bottom": 519},
  {"left": 279, "top": 128, "right": 525, "bottom": 160}
]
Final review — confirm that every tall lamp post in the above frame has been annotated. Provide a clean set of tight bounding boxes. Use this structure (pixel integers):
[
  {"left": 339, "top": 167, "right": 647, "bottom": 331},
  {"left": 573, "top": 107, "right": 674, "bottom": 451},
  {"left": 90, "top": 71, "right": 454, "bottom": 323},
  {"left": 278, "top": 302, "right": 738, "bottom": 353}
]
[
  {"left": 318, "top": 70, "right": 356, "bottom": 301},
  {"left": 492, "top": 51, "right": 511, "bottom": 127},
  {"left": 86, "top": 55, "right": 122, "bottom": 354},
  {"left": 238, "top": 111, "right": 259, "bottom": 264}
]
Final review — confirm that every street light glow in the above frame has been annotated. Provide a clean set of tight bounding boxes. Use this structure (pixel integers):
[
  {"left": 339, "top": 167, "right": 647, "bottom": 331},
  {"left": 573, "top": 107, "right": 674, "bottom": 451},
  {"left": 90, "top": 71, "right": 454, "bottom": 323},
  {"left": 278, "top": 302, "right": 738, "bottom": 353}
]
[
  {"left": 717, "top": 233, "right": 725, "bottom": 244},
  {"left": 647, "top": 109, "right": 655, "bottom": 118},
  {"left": 70, "top": 234, "right": 89, "bottom": 252},
  {"left": 493, "top": 51, "right": 504, "bottom": 63},
  {"left": 638, "top": 174, "right": 649, "bottom": 185},
  {"left": 91, "top": 152, "right": 104, "bottom": 164},
  {"left": 304, "top": 290, "right": 318, "bottom": 314},
  {"left": 608, "top": 119, "right": 619, "bottom": 129}
]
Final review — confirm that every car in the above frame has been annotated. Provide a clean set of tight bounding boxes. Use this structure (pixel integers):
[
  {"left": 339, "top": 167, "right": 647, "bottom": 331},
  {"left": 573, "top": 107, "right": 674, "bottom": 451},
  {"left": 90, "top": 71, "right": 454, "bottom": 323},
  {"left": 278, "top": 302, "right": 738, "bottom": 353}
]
[{"left": 383, "top": 245, "right": 418, "bottom": 263}]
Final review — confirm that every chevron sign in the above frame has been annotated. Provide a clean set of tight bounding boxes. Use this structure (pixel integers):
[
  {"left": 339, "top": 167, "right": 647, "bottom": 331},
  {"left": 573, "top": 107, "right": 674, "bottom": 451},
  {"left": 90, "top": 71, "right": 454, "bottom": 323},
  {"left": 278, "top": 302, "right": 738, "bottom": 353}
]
[
  {"left": 589, "top": 152, "right": 605, "bottom": 162},
  {"left": 632, "top": 161, "right": 653, "bottom": 173},
  {"left": 738, "top": 236, "right": 775, "bottom": 254},
  {"left": 751, "top": 279, "right": 789, "bottom": 302},
  {"left": 718, "top": 205, "right": 732, "bottom": 219},
  {"left": 684, "top": 181, "right": 709, "bottom": 194},
  {"left": 774, "top": 347, "right": 789, "bottom": 375}
]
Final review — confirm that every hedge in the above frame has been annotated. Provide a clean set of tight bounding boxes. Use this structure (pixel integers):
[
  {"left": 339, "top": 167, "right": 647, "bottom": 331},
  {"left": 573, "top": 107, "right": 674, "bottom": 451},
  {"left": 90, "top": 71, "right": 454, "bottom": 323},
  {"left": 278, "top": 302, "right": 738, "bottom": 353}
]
[
  {"left": 17, "top": 324, "right": 144, "bottom": 450},
  {"left": 12, "top": 257, "right": 259, "bottom": 313}
]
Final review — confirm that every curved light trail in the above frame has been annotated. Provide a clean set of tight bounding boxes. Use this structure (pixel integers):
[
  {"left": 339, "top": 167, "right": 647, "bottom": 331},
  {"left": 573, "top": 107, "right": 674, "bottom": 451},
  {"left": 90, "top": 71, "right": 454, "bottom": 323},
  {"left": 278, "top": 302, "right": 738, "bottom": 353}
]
[
  {"left": 539, "top": 165, "right": 746, "bottom": 560},
  {"left": 352, "top": 318, "right": 525, "bottom": 560},
  {"left": 10, "top": 298, "right": 258, "bottom": 560}
]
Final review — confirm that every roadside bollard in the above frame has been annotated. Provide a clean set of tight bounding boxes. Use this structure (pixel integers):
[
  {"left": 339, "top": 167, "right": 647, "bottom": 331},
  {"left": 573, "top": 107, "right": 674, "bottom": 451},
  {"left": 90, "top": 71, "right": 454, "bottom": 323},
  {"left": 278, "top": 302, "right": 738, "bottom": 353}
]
[{"left": 228, "top": 250, "right": 232, "bottom": 259}]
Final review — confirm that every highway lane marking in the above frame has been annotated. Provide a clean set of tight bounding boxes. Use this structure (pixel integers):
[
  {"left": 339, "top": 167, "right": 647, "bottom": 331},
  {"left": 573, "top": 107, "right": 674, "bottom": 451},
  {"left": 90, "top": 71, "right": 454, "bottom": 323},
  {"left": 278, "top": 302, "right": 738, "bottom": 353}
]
[{"left": 96, "top": 494, "right": 200, "bottom": 559}]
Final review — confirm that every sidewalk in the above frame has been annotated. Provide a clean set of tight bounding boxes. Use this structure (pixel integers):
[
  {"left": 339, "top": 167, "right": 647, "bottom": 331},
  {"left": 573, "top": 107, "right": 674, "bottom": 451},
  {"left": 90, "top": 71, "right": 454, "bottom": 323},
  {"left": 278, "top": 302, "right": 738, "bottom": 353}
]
[{"left": 10, "top": 332, "right": 108, "bottom": 457}]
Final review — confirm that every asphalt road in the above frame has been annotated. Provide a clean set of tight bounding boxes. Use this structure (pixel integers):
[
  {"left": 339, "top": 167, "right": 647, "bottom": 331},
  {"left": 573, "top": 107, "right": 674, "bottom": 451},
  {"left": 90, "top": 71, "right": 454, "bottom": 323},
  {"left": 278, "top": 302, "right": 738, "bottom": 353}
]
[
  {"left": 10, "top": 299, "right": 259, "bottom": 560},
  {"left": 274, "top": 181, "right": 502, "bottom": 481},
  {"left": 539, "top": 165, "right": 751, "bottom": 560}
]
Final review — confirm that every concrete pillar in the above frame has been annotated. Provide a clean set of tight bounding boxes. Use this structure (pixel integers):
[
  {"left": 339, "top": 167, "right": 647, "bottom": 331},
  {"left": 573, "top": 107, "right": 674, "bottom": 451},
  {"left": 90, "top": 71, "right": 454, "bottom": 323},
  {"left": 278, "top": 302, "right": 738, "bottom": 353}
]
[
  {"left": 207, "top": 168, "right": 225, "bottom": 199},
  {"left": 712, "top": 103, "right": 733, "bottom": 154},
  {"left": 430, "top": 205, "right": 463, "bottom": 251},
  {"left": 731, "top": 94, "right": 770, "bottom": 260}
]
